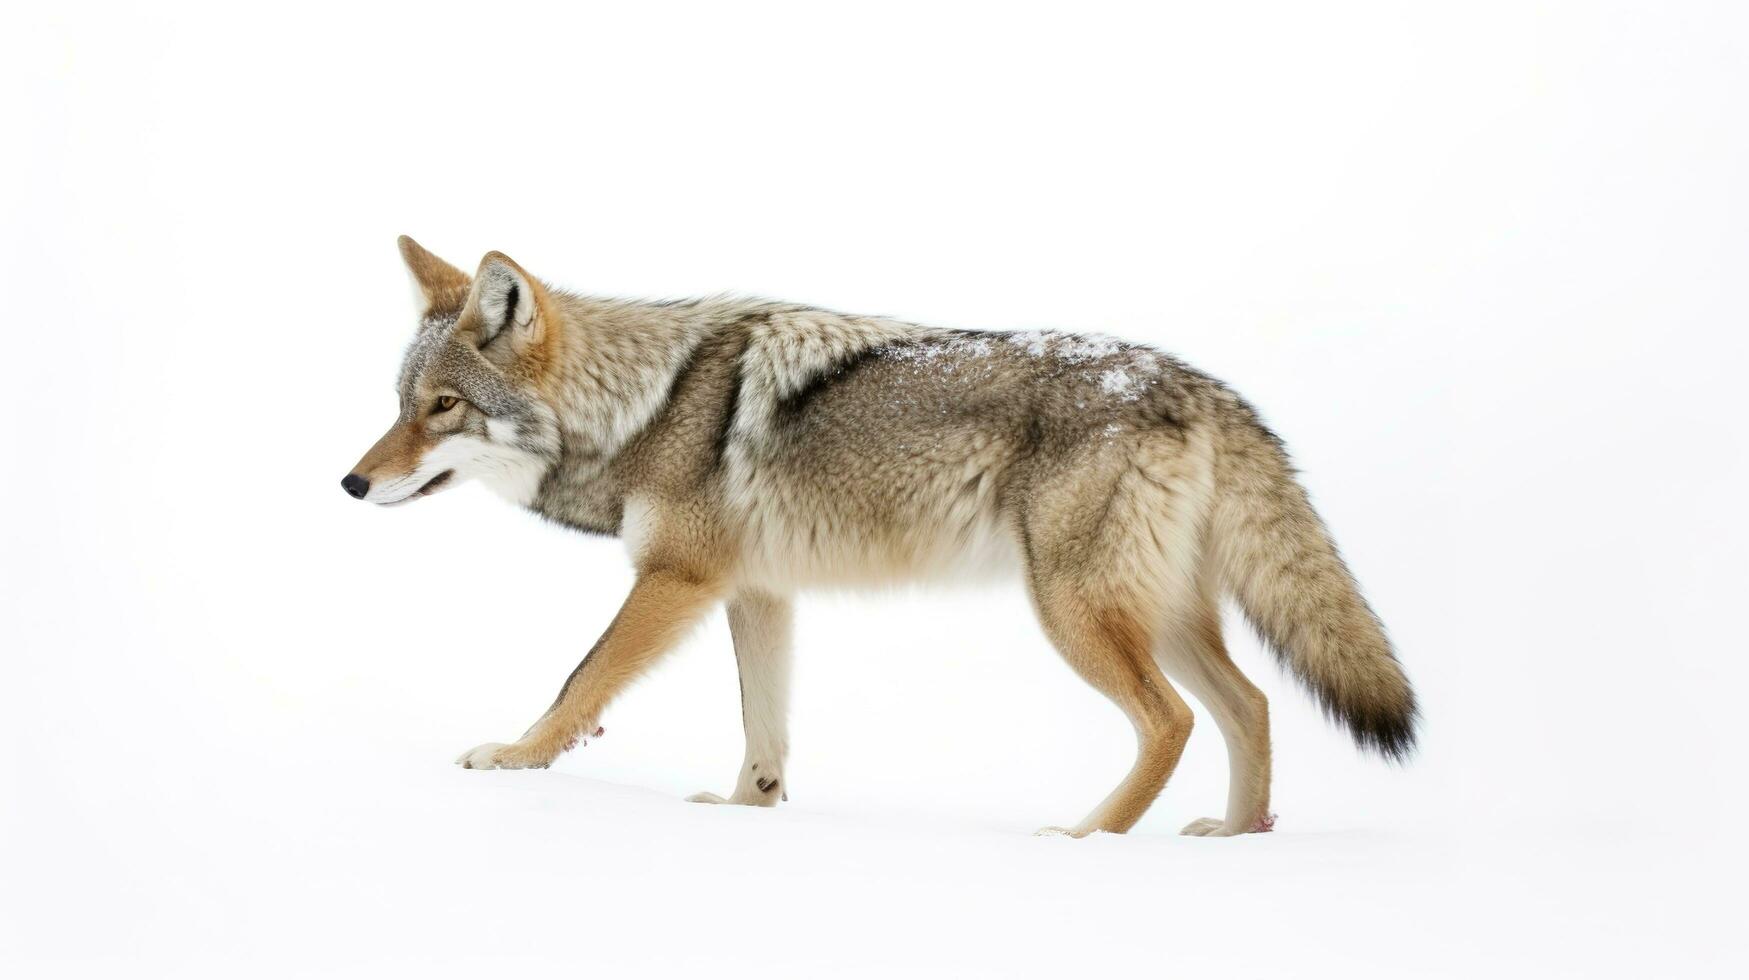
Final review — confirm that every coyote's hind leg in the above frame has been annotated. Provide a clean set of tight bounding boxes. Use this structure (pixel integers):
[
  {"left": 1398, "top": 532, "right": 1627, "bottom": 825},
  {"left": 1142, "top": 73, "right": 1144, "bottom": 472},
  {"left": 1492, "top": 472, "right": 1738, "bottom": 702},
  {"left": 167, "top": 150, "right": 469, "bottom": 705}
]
[
  {"left": 1156, "top": 602, "right": 1274, "bottom": 836},
  {"left": 1030, "top": 585, "right": 1195, "bottom": 837}
]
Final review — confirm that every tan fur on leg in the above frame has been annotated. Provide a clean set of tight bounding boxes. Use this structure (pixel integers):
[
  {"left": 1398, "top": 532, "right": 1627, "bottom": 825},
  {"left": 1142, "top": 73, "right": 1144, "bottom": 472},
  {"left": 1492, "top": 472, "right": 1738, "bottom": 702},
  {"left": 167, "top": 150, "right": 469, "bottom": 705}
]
[
  {"left": 1156, "top": 602, "right": 1274, "bottom": 836},
  {"left": 457, "top": 570, "right": 725, "bottom": 770},
  {"left": 1031, "top": 593, "right": 1194, "bottom": 836}
]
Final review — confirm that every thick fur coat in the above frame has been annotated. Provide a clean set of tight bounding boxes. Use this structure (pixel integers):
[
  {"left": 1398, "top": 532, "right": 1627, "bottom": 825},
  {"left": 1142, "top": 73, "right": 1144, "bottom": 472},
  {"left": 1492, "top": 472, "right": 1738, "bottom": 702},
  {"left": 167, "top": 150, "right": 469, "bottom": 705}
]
[{"left": 344, "top": 238, "right": 1417, "bottom": 836}]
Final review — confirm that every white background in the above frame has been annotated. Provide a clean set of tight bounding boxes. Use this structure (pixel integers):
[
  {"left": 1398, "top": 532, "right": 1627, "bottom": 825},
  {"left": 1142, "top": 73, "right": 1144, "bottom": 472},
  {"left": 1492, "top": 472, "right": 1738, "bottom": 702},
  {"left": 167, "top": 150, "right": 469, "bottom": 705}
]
[{"left": 3, "top": 2, "right": 1745, "bottom": 976}]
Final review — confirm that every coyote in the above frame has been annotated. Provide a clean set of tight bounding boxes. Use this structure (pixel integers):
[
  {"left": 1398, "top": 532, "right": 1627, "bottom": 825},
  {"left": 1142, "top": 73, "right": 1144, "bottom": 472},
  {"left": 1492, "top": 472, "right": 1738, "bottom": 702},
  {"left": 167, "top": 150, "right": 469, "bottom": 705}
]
[{"left": 342, "top": 237, "right": 1417, "bottom": 837}]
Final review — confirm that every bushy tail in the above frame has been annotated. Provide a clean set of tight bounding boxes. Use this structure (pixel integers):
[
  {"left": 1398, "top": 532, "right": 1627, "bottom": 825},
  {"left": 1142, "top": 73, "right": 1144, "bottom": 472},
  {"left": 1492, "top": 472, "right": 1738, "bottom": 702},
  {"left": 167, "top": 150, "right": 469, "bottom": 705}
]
[{"left": 1213, "top": 421, "right": 1419, "bottom": 760}]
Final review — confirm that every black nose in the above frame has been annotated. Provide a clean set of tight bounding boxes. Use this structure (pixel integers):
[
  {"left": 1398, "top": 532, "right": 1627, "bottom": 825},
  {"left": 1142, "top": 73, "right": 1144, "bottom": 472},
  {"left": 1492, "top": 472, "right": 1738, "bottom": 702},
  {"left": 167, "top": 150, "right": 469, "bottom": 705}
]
[{"left": 341, "top": 474, "right": 370, "bottom": 499}]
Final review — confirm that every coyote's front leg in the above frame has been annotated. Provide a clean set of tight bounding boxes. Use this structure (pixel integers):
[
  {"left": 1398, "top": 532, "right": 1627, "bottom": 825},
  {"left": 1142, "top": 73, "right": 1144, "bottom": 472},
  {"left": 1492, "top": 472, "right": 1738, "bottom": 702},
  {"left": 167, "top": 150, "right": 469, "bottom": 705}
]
[
  {"left": 457, "top": 570, "right": 724, "bottom": 770},
  {"left": 688, "top": 590, "right": 793, "bottom": 806}
]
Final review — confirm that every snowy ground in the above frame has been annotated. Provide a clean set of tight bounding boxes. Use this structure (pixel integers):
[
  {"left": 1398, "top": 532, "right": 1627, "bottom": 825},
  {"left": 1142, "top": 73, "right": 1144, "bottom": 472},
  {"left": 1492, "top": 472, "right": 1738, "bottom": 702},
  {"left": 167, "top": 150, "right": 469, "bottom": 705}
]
[
  {"left": 5, "top": 2, "right": 1747, "bottom": 977},
  {"left": 0, "top": 670, "right": 1726, "bottom": 980},
  {"left": 3, "top": 730, "right": 1733, "bottom": 977}
]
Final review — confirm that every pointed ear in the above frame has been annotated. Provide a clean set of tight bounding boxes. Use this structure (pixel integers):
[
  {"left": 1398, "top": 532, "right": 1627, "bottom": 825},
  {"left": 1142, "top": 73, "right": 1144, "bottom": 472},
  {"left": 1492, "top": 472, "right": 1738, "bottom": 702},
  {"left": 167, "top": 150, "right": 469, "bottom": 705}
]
[
  {"left": 397, "top": 235, "right": 471, "bottom": 312},
  {"left": 464, "top": 251, "right": 549, "bottom": 352}
]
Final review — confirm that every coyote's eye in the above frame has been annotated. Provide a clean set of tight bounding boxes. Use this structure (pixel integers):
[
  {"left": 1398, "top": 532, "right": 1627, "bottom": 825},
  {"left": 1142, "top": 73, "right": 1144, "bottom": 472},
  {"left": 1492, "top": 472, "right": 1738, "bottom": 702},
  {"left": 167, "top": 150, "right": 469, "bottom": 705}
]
[{"left": 433, "top": 395, "right": 459, "bottom": 414}]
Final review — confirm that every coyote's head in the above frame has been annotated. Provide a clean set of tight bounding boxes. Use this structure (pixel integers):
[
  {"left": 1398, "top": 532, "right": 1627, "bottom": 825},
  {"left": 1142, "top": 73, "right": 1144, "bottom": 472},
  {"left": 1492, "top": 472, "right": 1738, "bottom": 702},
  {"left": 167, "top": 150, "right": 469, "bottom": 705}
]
[{"left": 341, "top": 237, "right": 561, "bottom": 507}]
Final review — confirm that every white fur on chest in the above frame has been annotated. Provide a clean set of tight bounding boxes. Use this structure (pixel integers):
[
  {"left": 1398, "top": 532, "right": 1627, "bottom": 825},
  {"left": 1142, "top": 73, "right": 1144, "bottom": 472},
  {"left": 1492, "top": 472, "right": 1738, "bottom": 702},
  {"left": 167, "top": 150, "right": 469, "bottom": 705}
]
[{"left": 468, "top": 438, "right": 551, "bottom": 508}]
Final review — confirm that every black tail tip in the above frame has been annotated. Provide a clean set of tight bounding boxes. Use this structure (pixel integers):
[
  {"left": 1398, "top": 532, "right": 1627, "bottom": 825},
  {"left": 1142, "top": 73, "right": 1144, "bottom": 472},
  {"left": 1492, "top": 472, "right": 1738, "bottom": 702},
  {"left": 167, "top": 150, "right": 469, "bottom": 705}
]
[{"left": 1348, "top": 699, "right": 1421, "bottom": 762}]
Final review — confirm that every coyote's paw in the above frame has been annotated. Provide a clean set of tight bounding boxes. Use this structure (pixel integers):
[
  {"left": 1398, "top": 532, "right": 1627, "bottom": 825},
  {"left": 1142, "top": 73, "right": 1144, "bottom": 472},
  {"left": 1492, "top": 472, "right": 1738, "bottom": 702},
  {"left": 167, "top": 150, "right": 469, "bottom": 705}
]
[
  {"left": 686, "top": 769, "right": 784, "bottom": 807},
  {"left": 1179, "top": 817, "right": 1228, "bottom": 836},
  {"left": 685, "top": 787, "right": 784, "bottom": 807},
  {"left": 1034, "top": 825, "right": 1097, "bottom": 839},
  {"left": 1180, "top": 813, "right": 1276, "bottom": 836},
  {"left": 455, "top": 741, "right": 554, "bottom": 770},
  {"left": 456, "top": 726, "right": 602, "bottom": 770}
]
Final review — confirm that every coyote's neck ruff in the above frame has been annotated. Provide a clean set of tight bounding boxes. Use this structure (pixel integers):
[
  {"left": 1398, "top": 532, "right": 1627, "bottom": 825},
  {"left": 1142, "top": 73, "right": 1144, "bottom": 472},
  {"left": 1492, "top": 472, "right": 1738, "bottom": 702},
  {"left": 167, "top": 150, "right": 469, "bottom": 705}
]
[{"left": 344, "top": 237, "right": 1417, "bottom": 837}]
